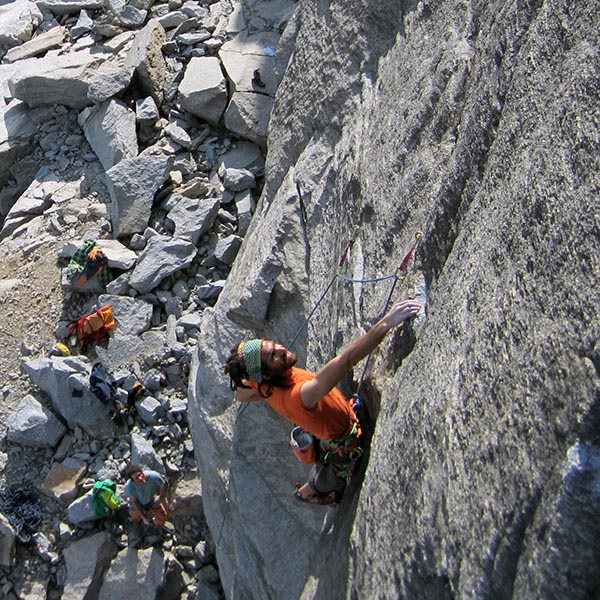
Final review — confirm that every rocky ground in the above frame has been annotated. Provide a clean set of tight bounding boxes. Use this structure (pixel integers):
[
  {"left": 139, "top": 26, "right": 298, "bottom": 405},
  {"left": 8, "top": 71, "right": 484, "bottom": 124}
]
[
  {"left": 0, "top": 166, "right": 223, "bottom": 598},
  {"left": 0, "top": 0, "right": 297, "bottom": 597}
]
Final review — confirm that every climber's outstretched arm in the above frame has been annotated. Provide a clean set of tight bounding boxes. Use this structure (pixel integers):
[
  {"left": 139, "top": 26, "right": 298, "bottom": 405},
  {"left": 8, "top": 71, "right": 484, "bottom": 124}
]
[{"left": 300, "top": 299, "right": 421, "bottom": 410}]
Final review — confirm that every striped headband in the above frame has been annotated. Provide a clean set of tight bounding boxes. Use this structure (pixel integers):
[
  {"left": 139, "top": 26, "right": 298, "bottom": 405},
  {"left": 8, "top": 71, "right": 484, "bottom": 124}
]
[{"left": 238, "top": 339, "right": 262, "bottom": 382}]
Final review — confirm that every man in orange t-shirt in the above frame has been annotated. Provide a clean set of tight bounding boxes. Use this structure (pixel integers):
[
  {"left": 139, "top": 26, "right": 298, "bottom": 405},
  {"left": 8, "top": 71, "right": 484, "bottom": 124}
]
[{"left": 224, "top": 299, "right": 421, "bottom": 505}]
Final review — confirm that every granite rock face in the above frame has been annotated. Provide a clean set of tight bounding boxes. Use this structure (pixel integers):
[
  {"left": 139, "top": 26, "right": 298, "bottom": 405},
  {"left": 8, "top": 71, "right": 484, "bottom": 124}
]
[{"left": 188, "top": 1, "right": 600, "bottom": 599}]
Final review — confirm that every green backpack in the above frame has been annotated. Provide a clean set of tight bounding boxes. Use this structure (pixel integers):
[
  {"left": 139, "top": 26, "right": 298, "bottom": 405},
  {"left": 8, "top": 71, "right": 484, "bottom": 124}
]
[{"left": 91, "top": 480, "right": 121, "bottom": 517}]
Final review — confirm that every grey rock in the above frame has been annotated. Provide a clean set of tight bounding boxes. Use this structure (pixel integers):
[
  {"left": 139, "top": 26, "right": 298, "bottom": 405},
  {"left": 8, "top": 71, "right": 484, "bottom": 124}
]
[
  {"left": 169, "top": 471, "right": 202, "bottom": 519},
  {"left": 234, "top": 189, "right": 254, "bottom": 236},
  {"left": 177, "top": 56, "right": 227, "bottom": 126},
  {"left": 196, "top": 279, "right": 225, "bottom": 303},
  {"left": 135, "top": 395, "right": 163, "bottom": 425},
  {"left": 67, "top": 491, "right": 100, "bottom": 527},
  {"left": 87, "top": 64, "right": 135, "bottom": 104},
  {"left": 164, "top": 122, "right": 193, "bottom": 149},
  {"left": 176, "top": 29, "right": 211, "bottom": 46},
  {"left": 107, "top": 0, "right": 147, "bottom": 27},
  {"left": 0, "top": 100, "right": 36, "bottom": 182},
  {"left": 20, "top": 356, "right": 113, "bottom": 438},
  {"left": 98, "top": 548, "right": 183, "bottom": 600},
  {"left": 172, "top": 279, "right": 190, "bottom": 301},
  {"left": 224, "top": 91, "right": 273, "bottom": 147},
  {"left": 0, "top": 513, "right": 15, "bottom": 568},
  {"left": 97, "top": 294, "right": 153, "bottom": 335},
  {"left": 219, "top": 31, "right": 278, "bottom": 96},
  {"left": 101, "top": 30, "right": 136, "bottom": 52},
  {"left": 8, "top": 52, "right": 108, "bottom": 109},
  {"left": 0, "top": 0, "right": 43, "bottom": 47},
  {"left": 156, "top": 10, "right": 189, "bottom": 30},
  {"left": 79, "top": 100, "right": 138, "bottom": 171},
  {"left": 71, "top": 9, "right": 94, "bottom": 39},
  {"left": 6, "top": 394, "right": 66, "bottom": 448},
  {"left": 166, "top": 195, "right": 220, "bottom": 245},
  {"left": 36, "top": 0, "right": 105, "bottom": 16},
  {"left": 59, "top": 238, "right": 138, "bottom": 270},
  {"left": 218, "top": 140, "right": 264, "bottom": 171},
  {"left": 4, "top": 26, "right": 66, "bottom": 63},
  {"left": 123, "top": 19, "right": 167, "bottom": 105},
  {"left": 129, "top": 234, "right": 197, "bottom": 294},
  {"left": 63, "top": 532, "right": 119, "bottom": 600},
  {"left": 129, "top": 232, "right": 148, "bottom": 250},
  {"left": 195, "top": 581, "right": 220, "bottom": 600},
  {"left": 213, "top": 235, "right": 242, "bottom": 266},
  {"left": 129, "top": 431, "right": 164, "bottom": 474},
  {"left": 165, "top": 296, "right": 183, "bottom": 317},
  {"left": 136, "top": 96, "right": 159, "bottom": 123},
  {"left": 177, "top": 312, "right": 201, "bottom": 329},
  {"left": 188, "top": 2, "right": 600, "bottom": 600},
  {"left": 221, "top": 166, "right": 255, "bottom": 192},
  {"left": 105, "top": 273, "right": 131, "bottom": 294},
  {"left": 105, "top": 153, "right": 173, "bottom": 237}
]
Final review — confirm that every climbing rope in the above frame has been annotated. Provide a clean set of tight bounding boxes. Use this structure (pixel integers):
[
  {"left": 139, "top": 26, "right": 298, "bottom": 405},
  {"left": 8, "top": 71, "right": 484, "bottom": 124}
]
[{"left": 0, "top": 488, "right": 43, "bottom": 543}]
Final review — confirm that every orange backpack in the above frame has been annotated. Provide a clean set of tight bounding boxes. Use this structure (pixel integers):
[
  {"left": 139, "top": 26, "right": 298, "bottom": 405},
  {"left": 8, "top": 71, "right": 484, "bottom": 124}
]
[{"left": 69, "top": 305, "right": 115, "bottom": 346}]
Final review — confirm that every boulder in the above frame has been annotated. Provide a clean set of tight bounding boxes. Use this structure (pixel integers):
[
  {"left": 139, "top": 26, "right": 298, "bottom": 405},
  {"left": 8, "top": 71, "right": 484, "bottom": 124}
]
[
  {"left": 6, "top": 394, "right": 66, "bottom": 448},
  {"left": 97, "top": 294, "right": 153, "bottom": 336},
  {"left": 98, "top": 548, "right": 183, "bottom": 600},
  {"left": 105, "top": 153, "right": 173, "bottom": 237},
  {"left": 177, "top": 57, "right": 227, "bottom": 126},
  {"left": 224, "top": 91, "right": 273, "bottom": 147},
  {"left": 219, "top": 31, "right": 279, "bottom": 96},
  {"left": 129, "top": 431, "right": 164, "bottom": 475},
  {"left": 128, "top": 234, "right": 197, "bottom": 294},
  {"left": 79, "top": 99, "right": 138, "bottom": 171},
  {"left": 20, "top": 356, "right": 114, "bottom": 438},
  {"left": 63, "top": 532, "right": 119, "bottom": 600},
  {"left": 67, "top": 491, "right": 100, "bottom": 527},
  {"left": 87, "top": 63, "right": 135, "bottom": 104},
  {"left": 218, "top": 141, "right": 264, "bottom": 171},
  {"left": 166, "top": 195, "right": 220, "bottom": 245},
  {"left": 123, "top": 19, "right": 167, "bottom": 105},
  {"left": 0, "top": 100, "right": 36, "bottom": 181},
  {"left": 234, "top": 189, "right": 254, "bottom": 236},
  {"left": 8, "top": 51, "right": 108, "bottom": 109},
  {"left": 40, "top": 458, "right": 87, "bottom": 504},
  {"left": 59, "top": 238, "right": 138, "bottom": 271},
  {"left": 36, "top": 0, "right": 105, "bottom": 15},
  {"left": 0, "top": 0, "right": 43, "bottom": 47},
  {"left": 4, "top": 26, "right": 66, "bottom": 63},
  {"left": 71, "top": 9, "right": 94, "bottom": 39}
]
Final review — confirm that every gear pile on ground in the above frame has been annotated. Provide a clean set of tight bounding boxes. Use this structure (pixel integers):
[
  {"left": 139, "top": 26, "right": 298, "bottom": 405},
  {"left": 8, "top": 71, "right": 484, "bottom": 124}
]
[{"left": 0, "top": 0, "right": 297, "bottom": 597}]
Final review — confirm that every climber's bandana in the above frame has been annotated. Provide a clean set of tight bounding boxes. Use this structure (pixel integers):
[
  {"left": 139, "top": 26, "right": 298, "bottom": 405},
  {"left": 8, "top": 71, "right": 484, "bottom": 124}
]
[{"left": 238, "top": 339, "right": 262, "bottom": 382}]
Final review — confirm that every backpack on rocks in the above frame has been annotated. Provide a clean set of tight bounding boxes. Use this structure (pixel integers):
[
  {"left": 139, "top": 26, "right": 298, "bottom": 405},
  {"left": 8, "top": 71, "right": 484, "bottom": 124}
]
[
  {"left": 91, "top": 480, "right": 121, "bottom": 518},
  {"left": 90, "top": 362, "right": 117, "bottom": 405},
  {"left": 68, "top": 304, "right": 115, "bottom": 347},
  {"left": 66, "top": 240, "right": 110, "bottom": 286}
]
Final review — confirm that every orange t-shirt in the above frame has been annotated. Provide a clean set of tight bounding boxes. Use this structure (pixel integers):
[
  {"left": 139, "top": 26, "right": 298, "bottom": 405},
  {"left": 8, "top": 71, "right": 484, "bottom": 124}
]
[{"left": 250, "top": 367, "right": 356, "bottom": 441}]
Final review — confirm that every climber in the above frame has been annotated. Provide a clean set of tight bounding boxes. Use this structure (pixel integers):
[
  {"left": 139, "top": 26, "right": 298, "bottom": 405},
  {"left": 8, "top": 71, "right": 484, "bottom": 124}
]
[
  {"left": 123, "top": 464, "right": 169, "bottom": 526},
  {"left": 224, "top": 298, "right": 421, "bottom": 505}
]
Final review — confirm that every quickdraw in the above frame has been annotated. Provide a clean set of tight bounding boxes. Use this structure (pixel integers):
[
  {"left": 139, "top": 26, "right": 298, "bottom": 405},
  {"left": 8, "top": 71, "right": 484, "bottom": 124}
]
[{"left": 396, "top": 231, "right": 423, "bottom": 277}]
